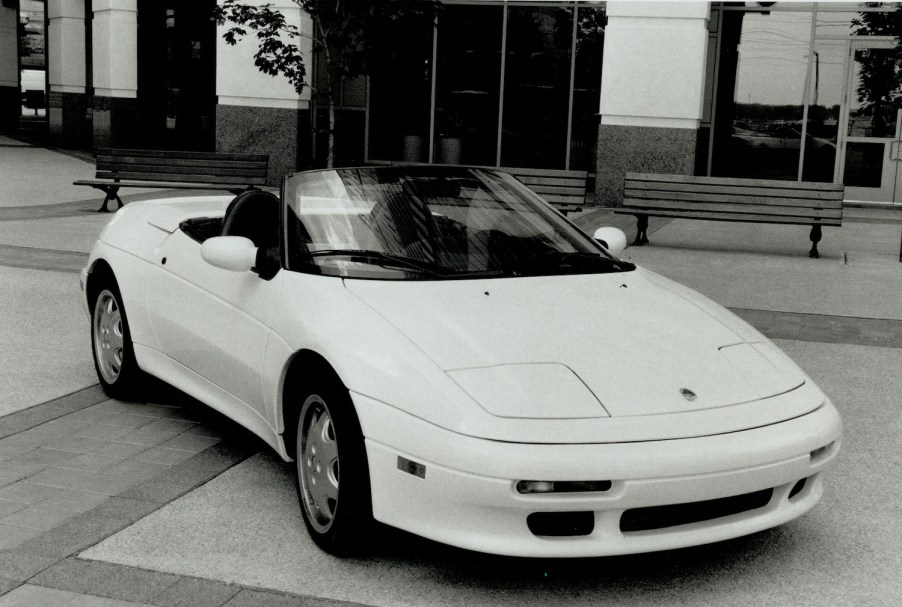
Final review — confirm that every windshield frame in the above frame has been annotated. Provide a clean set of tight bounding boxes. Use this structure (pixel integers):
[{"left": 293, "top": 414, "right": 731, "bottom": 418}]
[{"left": 280, "top": 166, "right": 632, "bottom": 281}]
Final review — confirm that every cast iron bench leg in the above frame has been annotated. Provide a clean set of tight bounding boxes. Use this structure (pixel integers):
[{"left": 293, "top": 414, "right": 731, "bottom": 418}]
[
  {"left": 97, "top": 186, "right": 123, "bottom": 212},
  {"left": 633, "top": 214, "right": 649, "bottom": 246},
  {"left": 809, "top": 224, "right": 822, "bottom": 258}
]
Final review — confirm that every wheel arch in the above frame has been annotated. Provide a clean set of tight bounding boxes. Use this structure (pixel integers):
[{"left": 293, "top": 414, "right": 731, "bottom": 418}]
[{"left": 280, "top": 349, "right": 347, "bottom": 459}]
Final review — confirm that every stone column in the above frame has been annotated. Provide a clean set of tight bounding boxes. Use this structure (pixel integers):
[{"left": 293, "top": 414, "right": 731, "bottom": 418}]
[
  {"left": 215, "top": 0, "right": 312, "bottom": 184},
  {"left": 595, "top": 1, "right": 709, "bottom": 206},
  {"left": 0, "top": 3, "right": 19, "bottom": 133},
  {"left": 47, "top": 0, "right": 88, "bottom": 147},
  {"left": 92, "top": 0, "right": 138, "bottom": 148}
]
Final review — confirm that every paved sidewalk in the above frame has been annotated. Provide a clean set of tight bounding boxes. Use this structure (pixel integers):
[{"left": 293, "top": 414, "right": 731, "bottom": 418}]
[{"left": 2, "top": 137, "right": 902, "bottom": 605}]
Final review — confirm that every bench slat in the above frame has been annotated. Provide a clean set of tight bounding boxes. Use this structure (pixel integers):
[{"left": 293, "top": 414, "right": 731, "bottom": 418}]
[
  {"left": 540, "top": 193, "right": 586, "bottom": 204},
  {"left": 623, "top": 198, "right": 842, "bottom": 220},
  {"left": 626, "top": 172, "right": 843, "bottom": 192},
  {"left": 501, "top": 166, "right": 588, "bottom": 179},
  {"left": 517, "top": 176, "right": 588, "bottom": 187},
  {"left": 97, "top": 148, "right": 269, "bottom": 162},
  {"left": 527, "top": 184, "right": 588, "bottom": 196},
  {"left": 615, "top": 207, "right": 842, "bottom": 226},
  {"left": 74, "top": 180, "right": 252, "bottom": 191},
  {"left": 96, "top": 171, "right": 266, "bottom": 185},
  {"left": 624, "top": 189, "right": 844, "bottom": 209},
  {"left": 99, "top": 165, "right": 268, "bottom": 178},
  {"left": 96, "top": 156, "right": 267, "bottom": 171},
  {"left": 625, "top": 180, "right": 844, "bottom": 201}
]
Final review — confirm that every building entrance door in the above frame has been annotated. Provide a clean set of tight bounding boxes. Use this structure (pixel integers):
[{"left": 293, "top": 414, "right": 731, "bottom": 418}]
[{"left": 840, "top": 41, "right": 902, "bottom": 205}]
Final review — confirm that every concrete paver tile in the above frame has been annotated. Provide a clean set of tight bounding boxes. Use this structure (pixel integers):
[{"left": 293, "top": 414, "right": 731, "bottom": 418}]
[
  {"left": 27, "top": 468, "right": 140, "bottom": 496},
  {"left": 0, "top": 443, "right": 33, "bottom": 462},
  {"left": 75, "top": 425, "right": 136, "bottom": 441},
  {"left": 30, "top": 558, "right": 181, "bottom": 604},
  {"left": 86, "top": 497, "right": 159, "bottom": 523},
  {"left": 0, "top": 500, "right": 28, "bottom": 518},
  {"left": 0, "top": 503, "right": 76, "bottom": 531},
  {"left": 0, "top": 524, "right": 42, "bottom": 550},
  {"left": 0, "top": 430, "right": 58, "bottom": 448},
  {"left": 223, "top": 589, "right": 344, "bottom": 607},
  {"left": 89, "top": 442, "right": 149, "bottom": 459},
  {"left": 140, "top": 419, "right": 197, "bottom": 434},
  {"left": 0, "top": 578, "right": 16, "bottom": 600},
  {"left": 150, "top": 577, "right": 240, "bottom": 607},
  {"left": 47, "top": 436, "right": 114, "bottom": 454},
  {"left": 132, "top": 446, "right": 196, "bottom": 466},
  {"left": 37, "top": 418, "right": 96, "bottom": 436},
  {"left": 117, "top": 478, "right": 195, "bottom": 504},
  {"left": 16, "top": 512, "right": 131, "bottom": 559},
  {"left": 57, "top": 454, "right": 123, "bottom": 473},
  {"left": 0, "top": 463, "right": 44, "bottom": 488},
  {"left": 92, "top": 402, "right": 173, "bottom": 419},
  {"left": 0, "top": 480, "right": 63, "bottom": 504},
  {"left": 158, "top": 434, "right": 220, "bottom": 453},
  {"left": 113, "top": 428, "right": 182, "bottom": 447},
  {"left": 182, "top": 425, "right": 222, "bottom": 439},
  {"left": 38, "top": 489, "right": 109, "bottom": 513},
  {"left": 89, "top": 413, "right": 157, "bottom": 430},
  {"left": 6, "top": 447, "right": 75, "bottom": 467},
  {"left": 0, "top": 584, "right": 79, "bottom": 607},
  {"left": 66, "top": 594, "right": 157, "bottom": 607},
  {"left": 103, "top": 459, "right": 170, "bottom": 481},
  {"left": 0, "top": 549, "right": 61, "bottom": 581}
]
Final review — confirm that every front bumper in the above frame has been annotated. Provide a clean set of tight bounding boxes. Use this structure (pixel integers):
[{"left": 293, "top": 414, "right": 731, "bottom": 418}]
[{"left": 355, "top": 393, "right": 842, "bottom": 558}]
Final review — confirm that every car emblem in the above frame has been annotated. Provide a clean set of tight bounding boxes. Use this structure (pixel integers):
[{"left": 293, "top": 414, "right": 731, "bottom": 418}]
[{"left": 680, "top": 388, "right": 697, "bottom": 402}]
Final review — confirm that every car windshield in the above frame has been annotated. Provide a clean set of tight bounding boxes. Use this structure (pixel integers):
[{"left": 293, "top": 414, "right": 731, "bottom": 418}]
[{"left": 283, "top": 166, "right": 633, "bottom": 280}]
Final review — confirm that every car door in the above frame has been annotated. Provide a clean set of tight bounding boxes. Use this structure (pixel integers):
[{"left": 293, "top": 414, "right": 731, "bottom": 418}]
[{"left": 146, "top": 225, "right": 282, "bottom": 419}]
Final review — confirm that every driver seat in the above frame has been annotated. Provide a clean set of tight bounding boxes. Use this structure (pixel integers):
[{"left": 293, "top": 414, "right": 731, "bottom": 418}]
[{"left": 221, "top": 190, "right": 281, "bottom": 250}]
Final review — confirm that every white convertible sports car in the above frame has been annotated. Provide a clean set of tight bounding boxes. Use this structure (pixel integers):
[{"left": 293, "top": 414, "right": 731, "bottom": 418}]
[{"left": 81, "top": 166, "right": 841, "bottom": 558}]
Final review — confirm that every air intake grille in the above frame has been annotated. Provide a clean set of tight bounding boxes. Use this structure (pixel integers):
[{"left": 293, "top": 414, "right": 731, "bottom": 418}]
[{"left": 620, "top": 488, "right": 774, "bottom": 533}]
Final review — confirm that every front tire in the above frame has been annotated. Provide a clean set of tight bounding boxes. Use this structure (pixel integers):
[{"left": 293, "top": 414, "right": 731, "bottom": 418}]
[
  {"left": 90, "top": 277, "right": 144, "bottom": 399},
  {"left": 295, "top": 377, "right": 372, "bottom": 555}
]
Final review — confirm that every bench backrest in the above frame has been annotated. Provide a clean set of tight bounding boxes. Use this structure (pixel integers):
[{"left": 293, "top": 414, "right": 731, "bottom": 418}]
[
  {"left": 623, "top": 173, "right": 843, "bottom": 225},
  {"left": 95, "top": 148, "right": 269, "bottom": 186},
  {"left": 503, "top": 166, "right": 588, "bottom": 210}
]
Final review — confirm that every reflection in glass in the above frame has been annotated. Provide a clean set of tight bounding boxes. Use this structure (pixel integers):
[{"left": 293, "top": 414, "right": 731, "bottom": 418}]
[
  {"left": 501, "top": 6, "right": 574, "bottom": 169},
  {"left": 368, "top": 11, "right": 435, "bottom": 162},
  {"left": 712, "top": 11, "right": 812, "bottom": 180},
  {"left": 843, "top": 142, "right": 885, "bottom": 187},
  {"left": 802, "top": 41, "right": 845, "bottom": 182},
  {"left": 434, "top": 5, "right": 503, "bottom": 165},
  {"left": 569, "top": 6, "right": 606, "bottom": 171},
  {"left": 847, "top": 49, "right": 902, "bottom": 138}
]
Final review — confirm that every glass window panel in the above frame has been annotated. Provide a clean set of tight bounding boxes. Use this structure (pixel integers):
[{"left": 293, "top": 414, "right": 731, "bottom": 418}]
[
  {"left": 367, "top": 11, "right": 435, "bottom": 162},
  {"left": 569, "top": 5, "right": 605, "bottom": 171},
  {"left": 847, "top": 48, "right": 902, "bottom": 139},
  {"left": 434, "top": 5, "right": 504, "bottom": 166},
  {"left": 500, "top": 6, "right": 574, "bottom": 169},
  {"left": 816, "top": 9, "right": 900, "bottom": 38},
  {"left": 843, "top": 141, "right": 885, "bottom": 187},
  {"left": 802, "top": 41, "right": 845, "bottom": 182},
  {"left": 711, "top": 11, "right": 812, "bottom": 180}
]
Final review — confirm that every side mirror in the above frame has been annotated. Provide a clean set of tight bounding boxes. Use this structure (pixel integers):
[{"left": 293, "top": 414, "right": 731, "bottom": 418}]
[
  {"left": 201, "top": 236, "right": 258, "bottom": 272},
  {"left": 593, "top": 227, "right": 628, "bottom": 257}
]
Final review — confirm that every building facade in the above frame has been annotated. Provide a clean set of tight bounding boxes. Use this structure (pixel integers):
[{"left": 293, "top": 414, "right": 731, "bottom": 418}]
[{"left": 2, "top": 1, "right": 901, "bottom": 205}]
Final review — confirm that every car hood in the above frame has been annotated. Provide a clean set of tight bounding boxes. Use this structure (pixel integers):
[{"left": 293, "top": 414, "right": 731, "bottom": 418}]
[{"left": 344, "top": 269, "right": 805, "bottom": 418}]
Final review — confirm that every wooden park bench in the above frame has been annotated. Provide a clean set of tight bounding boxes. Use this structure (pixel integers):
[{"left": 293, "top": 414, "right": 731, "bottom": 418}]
[
  {"left": 503, "top": 166, "right": 588, "bottom": 216},
  {"left": 615, "top": 173, "right": 844, "bottom": 258},
  {"left": 74, "top": 148, "right": 270, "bottom": 212}
]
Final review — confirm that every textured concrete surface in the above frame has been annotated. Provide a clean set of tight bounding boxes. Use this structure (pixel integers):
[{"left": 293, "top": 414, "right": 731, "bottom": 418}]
[
  {"left": 0, "top": 146, "right": 97, "bottom": 207},
  {"left": 80, "top": 340, "right": 902, "bottom": 606},
  {"left": 0, "top": 267, "right": 95, "bottom": 416},
  {"left": 618, "top": 218, "right": 902, "bottom": 321}
]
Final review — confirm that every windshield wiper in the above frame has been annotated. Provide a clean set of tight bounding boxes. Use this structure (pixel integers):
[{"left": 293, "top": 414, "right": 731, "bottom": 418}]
[
  {"left": 306, "top": 249, "right": 450, "bottom": 278},
  {"left": 512, "top": 251, "right": 634, "bottom": 276}
]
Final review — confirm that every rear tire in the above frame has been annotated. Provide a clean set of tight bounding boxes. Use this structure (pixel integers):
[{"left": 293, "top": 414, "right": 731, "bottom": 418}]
[
  {"left": 294, "top": 375, "right": 372, "bottom": 556},
  {"left": 90, "top": 276, "right": 145, "bottom": 399}
]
